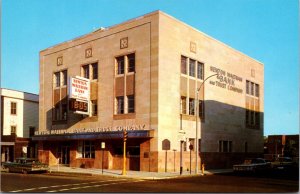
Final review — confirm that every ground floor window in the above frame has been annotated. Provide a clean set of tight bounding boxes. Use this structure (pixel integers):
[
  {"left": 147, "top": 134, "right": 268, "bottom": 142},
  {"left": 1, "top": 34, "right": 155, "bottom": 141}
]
[
  {"left": 77, "top": 141, "right": 95, "bottom": 158},
  {"left": 219, "top": 140, "right": 232, "bottom": 153}
]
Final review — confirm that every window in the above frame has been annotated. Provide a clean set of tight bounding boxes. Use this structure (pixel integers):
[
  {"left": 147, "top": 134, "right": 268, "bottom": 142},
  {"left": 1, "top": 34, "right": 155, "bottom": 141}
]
[
  {"left": 189, "top": 59, "right": 195, "bottom": 77},
  {"left": 181, "top": 56, "right": 187, "bottom": 74},
  {"left": 92, "top": 63, "right": 98, "bottom": 80},
  {"left": 255, "top": 112, "right": 260, "bottom": 127},
  {"left": 245, "top": 110, "right": 250, "bottom": 125},
  {"left": 116, "top": 56, "right": 125, "bottom": 75},
  {"left": 198, "top": 100, "right": 204, "bottom": 119},
  {"left": 127, "top": 54, "right": 135, "bottom": 73},
  {"left": 189, "top": 98, "right": 195, "bottom": 115},
  {"left": 54, "top": 72, "right": 60, "bottom": 87},
  {"left": 245, "top": 142, "right": 248, "bottom": 153},
  {"left": 10, "top": 102, "right": 17, "bottom": 115},
  {"left": 53, "top": 104, "right": 60, "bottom": 121},
  {"left": 250, "top": 82, "right": 254, "bottom": 96},
  {"left": 82, "top": 141, "right": 95, "bottom": 158},
  {"left": 116, "top": 96, "right": 124, "bottom": 114},
  {"left": 91, "top": 100, "right": 98, "bottom": 116},
  {"left": 197, "top": 62, "right": 204, "bottom": 80},
  {"left": 62, "top": 70, "right": 67, "bottom": 86},
  {"left": 246, "top": 80, "right": 250, "bottom": 94},
  {"left": 127, "top": 95, "right": 135, "bottom": 113},
  {"left": 82, "top": 65, "right": 89, "bottom": 79},
  {"left": 181, "top": 96, "right": 187, "bottom": 114},
  {"left": 61, "top": 103, "right": 67, "bottom": 120},
  {"left": 29, "top": 127, "right": 35, "bottom": 137},
  {"left": 219, "top": 140, "right": 232, "bottom": 153},
  {"left": 11, "top": 126, "right": 16, "bottom": 134},
  {"left": 255, "top": 84, "right": 259, "bottom": 97}
]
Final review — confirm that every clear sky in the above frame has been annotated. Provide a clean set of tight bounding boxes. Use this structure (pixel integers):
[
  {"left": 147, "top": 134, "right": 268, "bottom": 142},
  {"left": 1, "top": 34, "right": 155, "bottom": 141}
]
[{"left": 1, "top": 0, "right": 299, "bottom": 136}]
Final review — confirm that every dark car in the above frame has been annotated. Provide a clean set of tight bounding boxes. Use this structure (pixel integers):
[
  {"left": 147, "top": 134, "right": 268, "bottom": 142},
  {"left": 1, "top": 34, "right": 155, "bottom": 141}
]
[
  {"left": 271, "top": 157, "right": 296, "bottom": 170},
  {"left": 233, "top": 158, "right": 271, "bottom": 173},
  {"left": 2, "top": 158, "right": 49, "bottom": 174}
]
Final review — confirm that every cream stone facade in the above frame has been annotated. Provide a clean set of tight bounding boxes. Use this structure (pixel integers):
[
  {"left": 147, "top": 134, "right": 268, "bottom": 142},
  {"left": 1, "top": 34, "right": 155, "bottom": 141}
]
[
  {"left": 35, "top": 11, "right": 264, "bottom": 172},
  {"left": 1, "top": 88, "right": 39, "bottom": 163}
]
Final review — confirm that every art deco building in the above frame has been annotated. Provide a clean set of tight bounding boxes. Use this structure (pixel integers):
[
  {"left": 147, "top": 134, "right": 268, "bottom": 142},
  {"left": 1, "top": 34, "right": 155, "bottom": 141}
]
[{"left": 34, "top": 11, "right": 264, "bottom": 171}]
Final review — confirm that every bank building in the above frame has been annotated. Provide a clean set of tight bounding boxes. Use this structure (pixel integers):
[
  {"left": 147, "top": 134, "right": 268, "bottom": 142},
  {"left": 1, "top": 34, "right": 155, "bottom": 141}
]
[{"left": 34, "top": 11, "right": 264, "bottom": 172}]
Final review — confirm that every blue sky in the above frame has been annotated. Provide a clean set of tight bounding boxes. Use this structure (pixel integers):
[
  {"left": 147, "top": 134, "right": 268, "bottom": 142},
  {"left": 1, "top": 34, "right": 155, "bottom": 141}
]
[{"left": 1, "top": 0, "right": 299, "bottom": 136}]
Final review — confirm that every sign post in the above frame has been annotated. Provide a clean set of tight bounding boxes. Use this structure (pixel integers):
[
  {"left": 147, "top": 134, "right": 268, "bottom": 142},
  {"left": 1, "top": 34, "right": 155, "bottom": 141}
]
[
  {"left": 162, "top": 139, "right": 171, "bottom": 172},
  {"left": 178, "top": 129, "right": 186, "bottom": 175},
  {"left": 101, "top": 142, "right": 105, "bottom": 174}
]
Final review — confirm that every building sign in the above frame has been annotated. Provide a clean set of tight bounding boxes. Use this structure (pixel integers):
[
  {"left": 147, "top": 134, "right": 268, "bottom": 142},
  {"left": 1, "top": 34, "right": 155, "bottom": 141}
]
[
  {"left": 69, "top": 76, "right": 90, "bottom": 115},
  {"left": 69, "top": 99, "right": 88, "bottom": 112},
  {"left": 34, "top": 124, "right": 147, "bottom": 136},
  {"left": 209, "top": 66, "right": 243, "bottom": 94},
  {"left": 69, "top": 76, "right": 90, "bottom": 101}
]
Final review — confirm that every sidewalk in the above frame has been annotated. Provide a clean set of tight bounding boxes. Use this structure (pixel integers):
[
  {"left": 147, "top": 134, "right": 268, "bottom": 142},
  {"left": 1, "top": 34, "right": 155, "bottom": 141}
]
[{"left": 48, "top": 165, "right": 233, "bottom": 180}]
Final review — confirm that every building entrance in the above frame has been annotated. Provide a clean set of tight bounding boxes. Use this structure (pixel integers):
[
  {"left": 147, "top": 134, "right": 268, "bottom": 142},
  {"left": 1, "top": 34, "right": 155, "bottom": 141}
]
[{"left": 58, "top": 146, "right": 70, "bottom": 165}]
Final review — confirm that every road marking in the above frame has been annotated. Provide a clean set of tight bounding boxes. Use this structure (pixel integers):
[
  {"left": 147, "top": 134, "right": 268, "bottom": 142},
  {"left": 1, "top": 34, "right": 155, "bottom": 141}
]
[
  {"left": 47, "top": 179, "right": 145, "bottom": 192},
  {"left": 9, "top": 179, "right": 126, "bottom": 192}
]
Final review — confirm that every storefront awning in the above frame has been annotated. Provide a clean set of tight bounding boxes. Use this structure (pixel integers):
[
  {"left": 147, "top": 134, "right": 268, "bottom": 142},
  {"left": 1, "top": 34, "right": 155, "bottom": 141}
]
[{"left": 32, "top": 130, "right": 154, "bottom": 141}]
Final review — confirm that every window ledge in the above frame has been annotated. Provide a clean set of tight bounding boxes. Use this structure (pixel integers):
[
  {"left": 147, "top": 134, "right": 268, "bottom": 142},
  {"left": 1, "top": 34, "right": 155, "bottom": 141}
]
[{"left": 113, "top": 113, "right": 136, "bottom": 120}]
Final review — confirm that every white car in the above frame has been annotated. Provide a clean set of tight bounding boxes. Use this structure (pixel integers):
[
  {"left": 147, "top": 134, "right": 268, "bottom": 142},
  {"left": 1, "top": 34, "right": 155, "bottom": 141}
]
[{"left": 233, "top": 158, "right": 271, "bottom": 173}]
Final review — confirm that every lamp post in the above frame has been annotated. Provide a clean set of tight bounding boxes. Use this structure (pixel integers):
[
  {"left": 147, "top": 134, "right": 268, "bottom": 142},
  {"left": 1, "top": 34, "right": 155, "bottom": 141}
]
[{"left": 195, "top": 73, "right": 218, "bottom": 174}]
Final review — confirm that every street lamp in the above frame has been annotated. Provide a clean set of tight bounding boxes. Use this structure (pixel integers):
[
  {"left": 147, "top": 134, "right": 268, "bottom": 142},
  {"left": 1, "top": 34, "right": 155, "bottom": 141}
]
[{"left": 195, "top": 73, "right": 218, "bottom": 174}]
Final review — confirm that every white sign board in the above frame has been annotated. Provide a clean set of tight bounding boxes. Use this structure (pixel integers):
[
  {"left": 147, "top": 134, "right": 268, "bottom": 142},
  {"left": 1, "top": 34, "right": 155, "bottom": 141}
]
[{"left": 69, "top": 76, "right": 90, "bottom": 101}]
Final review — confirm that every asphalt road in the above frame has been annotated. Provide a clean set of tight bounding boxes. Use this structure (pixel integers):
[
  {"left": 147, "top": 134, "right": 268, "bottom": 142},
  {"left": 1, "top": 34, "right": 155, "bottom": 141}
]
[{"left": 1, "top": 171, "right": 299, "bottom": 193}]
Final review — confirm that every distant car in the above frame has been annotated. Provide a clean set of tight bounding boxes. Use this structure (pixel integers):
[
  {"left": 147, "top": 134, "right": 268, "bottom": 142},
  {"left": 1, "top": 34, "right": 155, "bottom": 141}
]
[
  {"left": 233, "top": 158, "right": 271, "bottom": 173},
  {"left": 2, "top": 157, "right": 49, "bottom": 174},
  {"left": 271, "top": 157, "right": 295, "bottom": 170}
]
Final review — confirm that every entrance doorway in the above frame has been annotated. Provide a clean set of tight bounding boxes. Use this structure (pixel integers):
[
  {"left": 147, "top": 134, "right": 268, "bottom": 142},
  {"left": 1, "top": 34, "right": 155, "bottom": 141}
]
[{"left": 58, "top": 146, "right": 70, "bottom": 165}]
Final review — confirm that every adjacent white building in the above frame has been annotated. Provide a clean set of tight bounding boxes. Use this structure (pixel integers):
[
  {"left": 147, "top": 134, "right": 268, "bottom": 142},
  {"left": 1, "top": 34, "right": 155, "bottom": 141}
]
[{"left": 1, "top": 88, "right": 39, "bottom": 162}]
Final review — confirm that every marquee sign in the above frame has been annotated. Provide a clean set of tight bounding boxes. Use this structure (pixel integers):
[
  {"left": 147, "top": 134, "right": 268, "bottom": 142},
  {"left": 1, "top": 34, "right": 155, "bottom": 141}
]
[
  {"left": 69, "top": 76, "right": 90, "bottom": 115},
  {"left": 69, "top": 76, "right": 90, "bottom": 101}
]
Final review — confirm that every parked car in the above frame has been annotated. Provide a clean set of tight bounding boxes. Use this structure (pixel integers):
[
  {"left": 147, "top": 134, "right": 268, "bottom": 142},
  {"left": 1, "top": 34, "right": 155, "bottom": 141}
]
[
  {"left": 233, "top": 158, "right": 271, "bottom": 173},
  {"left": 2, "top": 157, "right": 49, "bottom": 174},
  {"left": 271, "top": 157, "right": 295, "bottom": 170}
]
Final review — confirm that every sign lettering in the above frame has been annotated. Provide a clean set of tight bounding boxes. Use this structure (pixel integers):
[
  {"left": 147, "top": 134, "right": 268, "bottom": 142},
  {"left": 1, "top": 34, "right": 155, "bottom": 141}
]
[
  {"left": 34, "top": 124, "right": 147, "bottom": 136},
  {"left": 209, "top": 66, "right": 243, "bottom": 94}
]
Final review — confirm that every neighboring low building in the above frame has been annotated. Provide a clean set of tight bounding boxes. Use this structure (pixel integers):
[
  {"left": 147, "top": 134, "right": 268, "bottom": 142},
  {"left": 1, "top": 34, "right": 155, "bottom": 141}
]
[
  {"left": 34, "top": 10, "right": 264, "bottom": 171},
  {"left": 264, "top": 134, "right": 299, "bottom": 160},
  {"left": 0, "top": 88, "right": 39, "bottom": 162}
]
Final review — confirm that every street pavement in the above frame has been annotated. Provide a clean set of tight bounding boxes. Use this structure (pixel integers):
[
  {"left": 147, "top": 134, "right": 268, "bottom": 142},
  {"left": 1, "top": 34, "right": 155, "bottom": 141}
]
[
  {"left": 1, "top": 170, "right": 298, "bottom": 193},
  {"left": 47, "top": 165, "right": 233, "bottom": 179}
]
